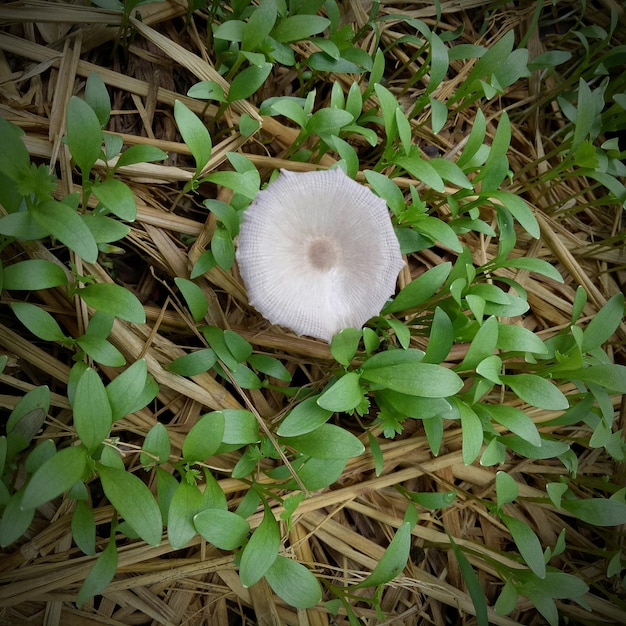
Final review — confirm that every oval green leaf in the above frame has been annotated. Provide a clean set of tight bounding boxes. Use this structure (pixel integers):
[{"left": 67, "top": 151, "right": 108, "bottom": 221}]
[
  {"left": 265, "top": 555, "right": 322, "bottom": 608},
  {"left": 194, "top": 508, "right": 250, "bottom": 550},
  {"left": 80, "top": 283, "right": 146, "bottom": 324}
]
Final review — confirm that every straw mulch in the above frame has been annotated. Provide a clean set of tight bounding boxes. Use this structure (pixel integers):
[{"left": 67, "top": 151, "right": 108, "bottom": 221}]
[{"left": 1, "top": 0, "right": 625, "bottom": 624}]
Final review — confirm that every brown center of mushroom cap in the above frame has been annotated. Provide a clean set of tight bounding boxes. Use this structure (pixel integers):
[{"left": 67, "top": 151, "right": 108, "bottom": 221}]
[{"left": 307, "top": 237, "right": 340, "bottom": 271}]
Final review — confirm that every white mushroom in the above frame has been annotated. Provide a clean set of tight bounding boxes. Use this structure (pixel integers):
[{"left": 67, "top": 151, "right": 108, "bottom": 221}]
[{"left": 236, "top": 168, "right": 404, "bottom": 342}]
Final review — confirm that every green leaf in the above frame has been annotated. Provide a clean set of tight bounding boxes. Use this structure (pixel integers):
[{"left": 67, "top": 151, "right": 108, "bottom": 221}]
[
  {"left": 84, "top": 72, "right": 110, "bottom": 127},
  {"left": 277, "top": 395, "right": 333, "bottom": 437},
  {"left": 265, "top": 555, "right": 322, "bottom": 608},
  {"left": 449, "top": 536, "right": 489, "bottom": 626},
  {"left": 384, "top": 262, "right": 452, "bottom": 314},
  {"left": 3, "top": 259, "right": 68, "bottom": 290},
  {"left": 140, "top": 422, "right": 171, "bottom": 466},
  {"left": 0, "top": 210, "right": 50, "bottom": 240},
  {"left": 82, "top": 214, "right": 130, "bottom": 243},
  {"left": 248, "top": 354, "right": 291, "bottom": 381},
  {"left": 361, "top": 359, "right": 463, "bottom": 398},
  {"left": 106, "top": 359, "right": 151, "bottom": 421},
  {"left": 166, "top": 349, "right": 217, "bottom": 376},
  {"left": 0, "top": 116, "right": 29, "bottom": 182},
  {"left": 22, "top": 445, "right": 88, "bottom": 510},
  {"left": 396, "top": 155, "right": 445, "bottom": 192},
  {"left": 66, "top": 96, "right": 103, "bottom": 174},
  {"left": 31, "top": 200, "right": 99, "bottom": 263},
  {"left": 183, "top": 411, "right": 225, "bottom": 462},
  {"left": 316, "top": 372, "right": 364, "bottom": 412},
  {"left": 567, "top": 364, "right": 626, "bottom": 393},
  {"left": 496, "top": 323, "right": 548, "bottom": 354},
  {"left": 115, "top": 144, "right": 168, "bottom": 168},
  {"left": 73, "top": 368, "right": 112, "bottom": 453},
  {"left": 581, "top": 293, "right": 624, "bottom": 352},
  {"left": 377, "top": 389, "right": 452, "bottom": 419},
  {"left": 364, "top": 170, "right": 405, "bottom": 215},
  {"left": 490, "top": 191, "right": 540, "bottom": 239},
  {"left": 228, "top": 63, "right": 273, "bottom": 102},
  {"left": 423, "top": 307, "right": 454, "bottom": 364},
  {"left": 561, "top": 497, "right": 626, "bottom": 526},
  {"left": 167, "top": 480, "right": 205, "bottom": 549},
  {"left": 239, "top": 505, "right": 280, "bottom": 587},
  {"left": 220, "top": 409, "right": 260, "bottom": 445},
  {"left": 188, "top": 80, "right": 227, "bottom": 102},
  {"left": 174, "top": 100, "right": 211, "bottom": 175},
  {"left": 71, "top": 499, "right": 96, "bottom": 555},
  {"left": 98, "top": 463, "right": 162, "bottom": 546},
  {"left": 483, "top": 405, "right": 541, "bottom": 447},
  {"left": 212, "top": 226, "right": 235, "bottom": 270},
  {"left": 501, "top": 374, "right": 569, "bottom": 410},
  {"left": 10, "top": 302, "right": 66, "bottom": 342},
  {"left": 353, "top": 522, "right": 411, "bottom": 588},
  {"left": 374, "top": 83, "right": 399, "bottom": 142},
  {"left": 0, "top": 487, "right": 35, "bottom": 547},
  {"left": 330, "top": 328, "right": 362, "bottom": 366},
  {"left": 456, "top": 401, "right": 483, "bottom": 465},
  {"left": 495, "top": 471, "right": 519, "bottom": 508},
  {"left": 501, "top": 513, "right": 545, "bottom": 578},
  {"left": 478, "top": 110, "right": 511, "bottom": 192},
  {"left": 80, "top": 283, "right": 146, "bottom": 324},
  {"left": 194, "top": 508, "right": 250, "bottom": 550},
  {"left": 305, "top": 108, "right": 354, "bottom": 136},
  {"left": 495, "top": 257, "right": 563, "bottom": 283},
  {"left": 429, "top": 158, "right": 472, "bottom": 189},
  {"left": 174, "top": 277, "right": 208, "bottom": 322},
  {"left": 92, "top": 178, "right": 137, "bottom": 221},
  {"left": 272, "top": 14, "right": 329, "bottom": 43},
  {"left": 76, "top": 539, "right": 118, "bottom": 607},
  {"left": 458, "top": 316, "right": 499, "bottom": 370},
  {"left": 76, "top": 334, "right": 126, "bottom": 367},
  {"left": 280, "top": 424, "right": 364, "bottom": 459},
  {"left": 413, "top": 215, "right": 463, "bottom": 253},
  {"left": 242, "top": 0, "right": 277, "bottom": 50}
]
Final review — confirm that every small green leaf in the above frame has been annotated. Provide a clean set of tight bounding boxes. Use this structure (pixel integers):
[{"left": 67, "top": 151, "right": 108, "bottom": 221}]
[
  {"left": 495, "top": 471, "right": 519, "bottom": 509},
  {"left": 561, "top": 497, "right": 626, "bottom": 526},
  {"left": 92, "top": 178, "right": 137, "bottom": 221},
  {"left": 272, "top": 14, "right": 329, "bottom": 43},
  {"left": 0, "top": 116, "right": 29, "bottom": 183},
  {"left": 188, "top": 80, "right": 227, "bottom": 102},
  {"left": 80, "top": 283, "right": 146, "bottom": 324},
  {"left": 194, "top": 509, "right": 250, "bottom": 550},
  {"left": 166, "top": 349, "right": 217, "bottom": 376},
  {"left": 106, "top": 359, "right": 151, "bottom": 421},
  {"left": 566, "top": 364, "right": 626, "bottom": 393},
  {"left": 98, "top": 463, "right": 162, "bottom": 546},
  {"left": 76, "top": 539, "right": 118, "bottom": 607},
  {"left": 478, "top": 111, "right": 511, "bottom": 191},
  {"left": 483, "top": 404, "right": 541, "bottom": 447},
  {"left": 361, "top": 360, "right": 463, "bottom": 398},
  {"left": 489, "top": 191, "right": 540, "bottom": 239},
  {"left": 495, "top": 257, "right": 563, "bottom": 284},
  {"left": 84, "top": 72, "right": 110, "bottom": 127},
  {"left": 10, "top": 302, "right": 66, "bottom": 342},
  {"left": 66, "top": 96, "right": 103, "bottom": 174},
  {"left": 71, "top": 499, "right": 96, "bottom": 556},
  {"left": 449, "top": 536, "right": 489, "bottom": 626},
  {"left": 384, "top": 263, "right": 451, "bottom": 314},
  {"left": 174, "top": 100, "right": 212, "bottom": 175},
  {"left": 212, "top": 226, "right": 235, "bottom": 270},
  {"left": 239, "top": 505, "right": 280, "bottom": 587},
  {"left": 31, "top": 200, "right": 99, "bottom": 263},
  {"left": 265, "top": 555, "right": 322, "bottom": 608},
  {"left": 228, "top": 63, "right": 273, "bottom": 102},
  {"left": 458, "top": 316, "right": 499, "bottom": 370},
  {"left": 456, "top": 401, "right": 483, "bottom": 465},
  {"left": 82, "top": 214, "right": 130, "bottom": 243},
  {"left": 221, "top": 409, "right": 260, "bottom": 445},
  {"left": 353, "top": 522, "right": 411, "bottom": 588},
  {"left": 581, "top": 293, "right": 624, "bottom": 352},
  {"left": 183, "top": 411, "right": 225, "bottom": 462},
  {"left": 277, "top": 395, "right": 333, "bottom": 437},
  {"left": 280, "top": 424, "right": 364, "bottom": 459},
  {"left": 317, "top": 372, "right": 364, "bottom": 412},
  {"left": 242, "top": 0, "right": 277, "bottom": 50},
  {"left": 501, "top": 513, "right": 545, "bottom": 578},
  {"left": 423, "top": 307, "right": 454, "bottom": 364},
  {"left": 396, "top": 155, "right": 445, "bottom": 193},
  {"left": 0, "top": 488, "right": 35, "bottom": 547},
  {"left": 115, "top": 144, "right": 168, "bottom": 168},
  {"left": 364, "top": 170, "right": 405, "bottom": 215},
  {"left": 140, "top": 422, "right": 171, "bottom": 466},
  {"left": 248, "top": 354, "right": 291, "bottom": 381},
  {"left": 175, "top": 277, "right": 208, "bottom": 322},
  {"left": 496, "top": 324, "right": 548, "bottom": 354},
  {"left": 501, "top": 374, "right": 569, "bottom": 410},
  {"left": 3, "top": 259, "right": 68, "bottom": 291},
  {"left": 76, "top": 334, "right": 126, "bottom": 367},
  {"left": 167, "top": 480, "right": 205, "bottom": 549},
  {"left": 22, "top": 445, "right": 88, "bottom": 510},
  {"left": 330, "top": 328, "right": 362, "bottom": 366},
  {"left": 73, "top": 368, "right": 113, "bottom": 453}
]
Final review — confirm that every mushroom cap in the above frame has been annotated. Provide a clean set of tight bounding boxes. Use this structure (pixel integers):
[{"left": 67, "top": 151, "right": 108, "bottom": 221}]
[{"left": 236, "top": 168, "right": 404, "bottom": 342}]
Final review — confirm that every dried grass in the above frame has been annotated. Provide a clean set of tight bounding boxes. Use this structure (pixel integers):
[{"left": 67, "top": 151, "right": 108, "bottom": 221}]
[{"left": 0, "top": 1, "right": 625, "bottom": 625}]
